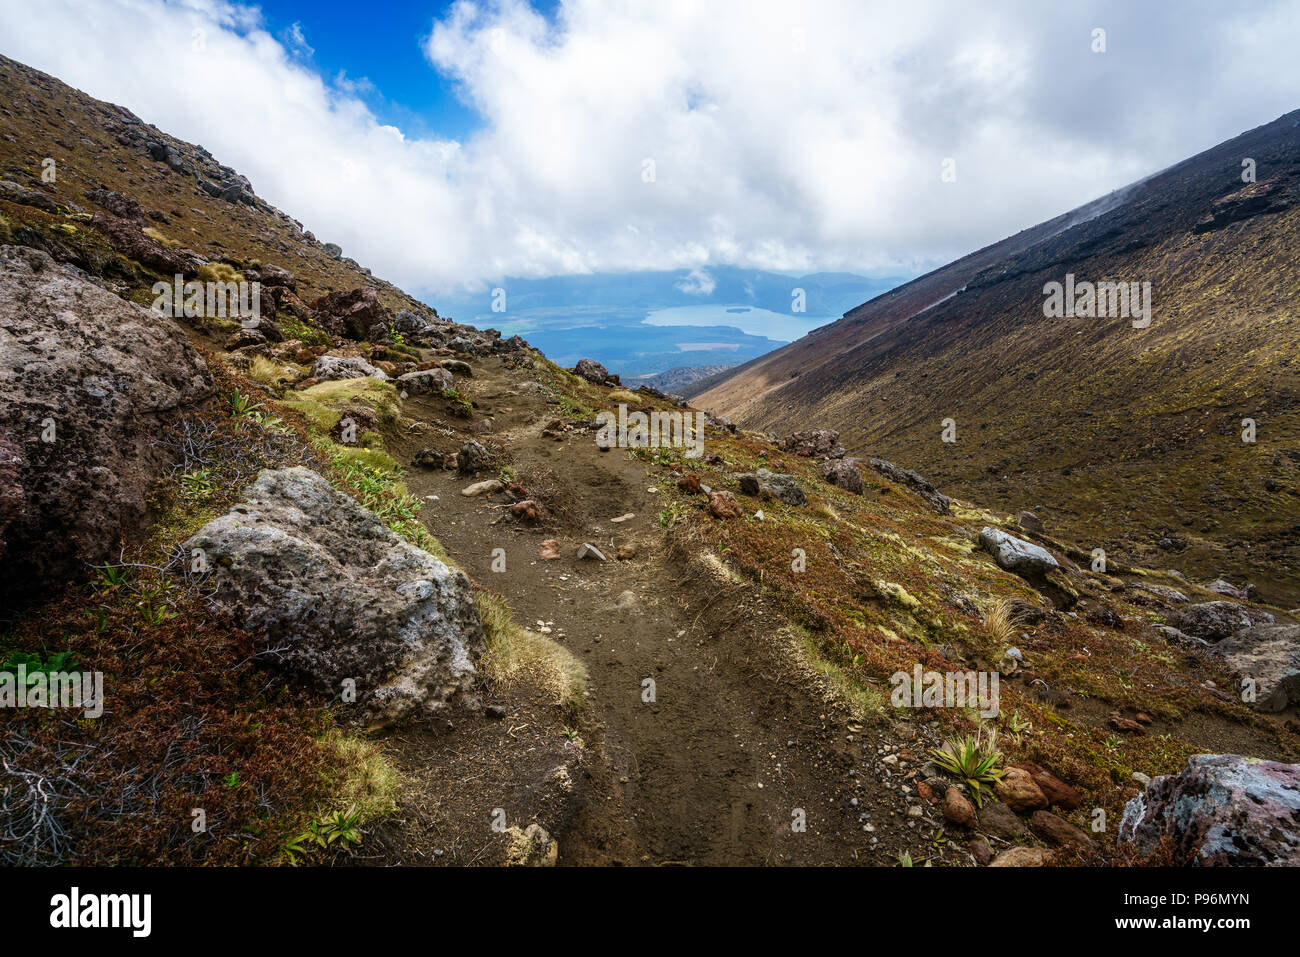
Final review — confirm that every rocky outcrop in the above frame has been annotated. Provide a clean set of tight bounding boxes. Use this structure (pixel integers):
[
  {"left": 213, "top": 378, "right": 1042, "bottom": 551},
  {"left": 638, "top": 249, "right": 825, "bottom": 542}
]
[
  {"left": 573, "top": 358, "right": 618, "bottom": 386},
  {"left": 309, "top": 287, "right": 390, "bottom": 340},
  {"left": 85, "top": 187, "right": 143, "bottom": 220},
  {"left": 736, "top": 468, "right": 806, "bottom": 506},
  {"left": 90, "top": 212, "right": 200, "bottom": 276},
  {"left": 780, "top": 428, "right": 845, "bottom": 458},
  {"left": 1213, "top": 624, "right": 1300, "bottom": 712},
  {"left": 184, "top": 467, "right": 484, "bottom": 726},
  {"left": 1172, "top": 601, "right": 1273, "bottom": 642},
  {"left": 869, "top": 458, "right": 951, "bottom": 514},
  {"left": 392, "top": 309, "right": 432, "bottom": 335},
  {"left": 0, "top": 246, "right": 213, "bottom": 609},
  {"left": 309, "top": 354, "right": 388, "bottom": 381},
  {"left": 0, "top": 179, "right": 63, "bottom": 213},
  {"left": 1119, "top": 754, "right": 1300, "bottom": 865}
]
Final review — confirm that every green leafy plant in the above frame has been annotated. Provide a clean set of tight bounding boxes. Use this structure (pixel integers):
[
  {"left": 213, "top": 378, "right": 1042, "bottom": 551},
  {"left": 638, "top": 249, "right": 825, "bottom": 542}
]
[
  {"left": 1004, "top": 710, "right": 1032, "bottom": 744},
  {"left": 94, "top": 563, "right": 130, "bottom": 588},
  {"left": 228, "top": 388, "right": 263, "bottom": 418},
  {"left": 930, "top": 727, "right": 1006, "bottom": 807},
  {"left": 1, "top": 650, "right": 80, "bottom": 680},
  {"left": 180, "top": 469, "right": 218, "bottom": 495},
  {"left": 283, "top": 805, "right": 363, "bottom": 863}
]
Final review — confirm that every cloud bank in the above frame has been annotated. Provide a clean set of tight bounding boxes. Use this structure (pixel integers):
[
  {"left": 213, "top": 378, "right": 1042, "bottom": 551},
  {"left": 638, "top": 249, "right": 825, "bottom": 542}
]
[{"left": 1, "top": 0, "right": 1298, "bottom": 298}]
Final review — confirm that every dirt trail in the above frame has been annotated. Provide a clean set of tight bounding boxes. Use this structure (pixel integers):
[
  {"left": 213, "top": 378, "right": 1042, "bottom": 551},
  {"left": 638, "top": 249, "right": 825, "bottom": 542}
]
[{"left": 392, "top": 358, "right": 933, "bottom": 866}]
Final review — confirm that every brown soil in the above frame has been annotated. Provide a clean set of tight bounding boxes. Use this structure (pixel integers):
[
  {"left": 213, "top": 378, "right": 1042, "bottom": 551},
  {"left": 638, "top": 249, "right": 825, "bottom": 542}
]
[{"left": 383, "top": 357, "right": 946, "bottom": 865}]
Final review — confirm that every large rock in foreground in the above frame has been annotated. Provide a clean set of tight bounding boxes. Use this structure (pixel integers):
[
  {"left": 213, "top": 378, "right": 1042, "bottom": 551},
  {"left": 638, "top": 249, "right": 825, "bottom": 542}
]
[
  {"left": 0, "top": 245, "right": 213, "bottom": 610},
  {"left": 396, "top": 367, "right": 453, "bottom": 396},
  {"left": 1118, "top": 754, "right": 1300, "bottom": 865},
  {"left": 185, "top": 467, "right": 484, "bottom": 726}
]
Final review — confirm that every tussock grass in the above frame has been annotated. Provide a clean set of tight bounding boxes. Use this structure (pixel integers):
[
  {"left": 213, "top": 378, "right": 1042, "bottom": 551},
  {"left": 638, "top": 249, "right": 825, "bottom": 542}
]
[
  {"left": 323, "top": 732, "right": 399, "bottom": 825},
  {"left": 141, "top": 225, "right": 179, "bottom": 247},
  {"left": 245, "top": 354, "right": 299, "bottom": 386},
  {"left": 295, "top": 377, "right": 400, "bottom": 424},
  {"left": 981, "top": 597, "right": 1022, "bottom": 651},
  {"left": 195, "top": 261, "right": 242, "bottom": 283},
  {"left": 476, "top": 592, "right": 586, "bottom": 712}
]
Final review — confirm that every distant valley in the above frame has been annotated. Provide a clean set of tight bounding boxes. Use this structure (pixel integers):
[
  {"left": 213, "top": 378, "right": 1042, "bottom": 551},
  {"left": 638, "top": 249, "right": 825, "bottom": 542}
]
[{"left": 429, "top": 266, "right": 910, "bottom": 377}]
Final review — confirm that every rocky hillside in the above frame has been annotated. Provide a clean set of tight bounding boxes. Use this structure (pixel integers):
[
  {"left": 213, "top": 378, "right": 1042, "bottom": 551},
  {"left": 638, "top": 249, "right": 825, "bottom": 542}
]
[
  {"left": 1, "top": 54, "right": 1296, "bottom": 868},
  {"left": 627, "top": 363, "right": 736, "bottom": 396},
  {"left": 689, "top": 112, "right": 1300, "bottom": 604}
]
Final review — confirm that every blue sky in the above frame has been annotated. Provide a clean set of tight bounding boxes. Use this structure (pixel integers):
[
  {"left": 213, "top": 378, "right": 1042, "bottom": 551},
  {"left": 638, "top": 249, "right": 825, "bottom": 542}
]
[{"left": 253, "top": 0, "right": 486, "bottom": 140}]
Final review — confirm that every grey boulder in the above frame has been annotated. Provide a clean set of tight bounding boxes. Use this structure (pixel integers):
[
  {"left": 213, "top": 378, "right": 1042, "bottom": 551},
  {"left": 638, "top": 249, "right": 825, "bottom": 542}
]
[
  {"left": 310, "top": 354, "right": 387, "bottom": 381},
  {"left": 737, "top": 468, "right": 806, "bottom": 507},
  {"left": 820, "top": 459, "right": 864, "bottom": 494},
  {"left": 396, "top": 368, "right": 453, "bottom": 396},
  {"left": 1172, "top": 601, "right": 1273, "bottom": 642},
  {"left": 184, "top": 467, "right": 484, "bottom": 726},
  {"left": 1212, "top": 624, "right": 1300, "bottom": 712},
  {"left": 979, "top": 527, "right": 1059, "bottom": 576}
]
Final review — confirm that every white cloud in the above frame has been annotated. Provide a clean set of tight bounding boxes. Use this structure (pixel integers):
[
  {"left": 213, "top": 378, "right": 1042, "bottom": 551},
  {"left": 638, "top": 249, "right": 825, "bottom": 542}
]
[
  {"left": 675, "top": 268, "right": 716, "bottom": 296},
  {"left": 1, "top": 0, "right": 1299, "bottom": 300},
  {"left": 284, "top": 20, "right": 312, "bottom": 58}
]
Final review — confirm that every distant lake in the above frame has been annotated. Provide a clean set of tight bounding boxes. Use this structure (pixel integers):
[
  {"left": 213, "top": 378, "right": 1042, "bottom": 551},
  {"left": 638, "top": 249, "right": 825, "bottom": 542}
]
[{"left": 643, "top": 305, "right": 833, "bottom": 341}]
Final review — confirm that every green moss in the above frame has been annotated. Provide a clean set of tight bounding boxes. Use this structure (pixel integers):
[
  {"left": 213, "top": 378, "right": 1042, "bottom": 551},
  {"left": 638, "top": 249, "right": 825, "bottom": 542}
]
[
  {"left": 876, "top": 580, "right": 921, "bottom": 611},
  {"left": 334, "top": 446, "right": 399, "bottom": 473},
  {"left": 322, "top": 731, "right": 399, "bottom": 826},
  {"left": 297, "top": 378, "right": 399, "bottom": 423},
  {"left": 797, "top": 629, "right": 886, "bottom": 719},
  {"left": 279, "top": 313, "right": 331, "bottom": 347}
]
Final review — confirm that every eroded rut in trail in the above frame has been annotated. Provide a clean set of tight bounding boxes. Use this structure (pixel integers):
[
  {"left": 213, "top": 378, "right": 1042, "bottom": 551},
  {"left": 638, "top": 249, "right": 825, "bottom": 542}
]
[{"left": 393, "top": 359, "right": 932, "bottom": 866}]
